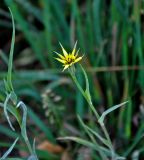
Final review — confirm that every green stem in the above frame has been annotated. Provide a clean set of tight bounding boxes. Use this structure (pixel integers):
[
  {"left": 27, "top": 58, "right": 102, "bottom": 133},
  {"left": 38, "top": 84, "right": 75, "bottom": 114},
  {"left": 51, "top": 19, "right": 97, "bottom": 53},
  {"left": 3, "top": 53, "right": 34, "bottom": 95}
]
[
  {"left": 69, "top": 67, "right": 115, "bottom": 159},
  {"left": 78, "top": 116, "right": 107, "bottom": 160},
  {"left": 100, "top": 124, "right": 115, "bottom": 159},
  {"left": 70, "top": 71, "right": 99, "bottom": 119},
  {"left": 24, "top": 136, "right": 33, "bottom": 155}
]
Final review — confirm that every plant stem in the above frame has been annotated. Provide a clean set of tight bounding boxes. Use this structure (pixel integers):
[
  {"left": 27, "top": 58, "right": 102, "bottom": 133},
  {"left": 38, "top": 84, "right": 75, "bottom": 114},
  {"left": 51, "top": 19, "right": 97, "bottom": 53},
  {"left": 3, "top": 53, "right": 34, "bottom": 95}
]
[
  {"left": 24, "top": 136, "right": 33, "bottom": 155},
  {"left": 69, "top": 67, "right": 115, "bottom": 159},
  {"left": 70, "top": 71, "right": 99, "bottom": 119},
  {"left": 100, "top": 124, "right": 115, "bottom": 159}
]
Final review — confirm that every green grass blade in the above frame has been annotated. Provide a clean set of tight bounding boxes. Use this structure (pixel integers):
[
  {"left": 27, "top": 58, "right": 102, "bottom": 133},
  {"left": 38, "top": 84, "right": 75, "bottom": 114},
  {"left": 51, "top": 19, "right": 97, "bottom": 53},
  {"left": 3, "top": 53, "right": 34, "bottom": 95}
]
[
  {"left": 50, "top": 0, "right": 69, "bottom": 39},
  {"left": 78, "top": 115, "right": 109, "bottom": 147},
  {"left": 58, "top": 136, "right": 120, "bottom": 158},
  {"left": 42, "top": 0, "right": 54, "bottom": 67},
  {"left": 92, "top": 0, "right": 102, "bottom": 45},
  {"left": 28, "top": 107, "right": 55, "bottom": 143},
  {"left": 0, "top": 50, "right": 8, "bottom": 65},
  {"left": 75, "top": 73, "right": 85, "bottom": 117},
  {"left": 6, "top": 7, "right": 15, "bottom": 92},
  {"left": 0, "top": 138, "right": 19, "bottom": 160},
  {"left": 4, "top": 93, "right": 15, "bottom": 131},
  {"left": 15, "top": 0, "right": 42, "bottom": 22},
  {"left": 16, "top": 101, "right": 33, "bottom": 154},
  {"left": 98, "top": 101, "right": 128, "bottom": 125},
  {"left": 5, "top": 0, "right": 48, "bottom": 68},
  {"left": 123, "top": 123, "right": 144, "bottom": 157},
  {"left": 0, "top": 125, "right": 19, "bottom": 138},
  {"left": 71, "top": 0, "right": 85, "bottom": 50}
]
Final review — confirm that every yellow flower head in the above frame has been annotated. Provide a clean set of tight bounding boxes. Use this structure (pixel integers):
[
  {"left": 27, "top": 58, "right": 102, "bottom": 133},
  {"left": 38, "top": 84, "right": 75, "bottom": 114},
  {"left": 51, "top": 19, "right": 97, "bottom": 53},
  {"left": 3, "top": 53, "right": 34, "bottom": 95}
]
[{"left": 54, "top": 41, "right": 83, "bottom": 71}]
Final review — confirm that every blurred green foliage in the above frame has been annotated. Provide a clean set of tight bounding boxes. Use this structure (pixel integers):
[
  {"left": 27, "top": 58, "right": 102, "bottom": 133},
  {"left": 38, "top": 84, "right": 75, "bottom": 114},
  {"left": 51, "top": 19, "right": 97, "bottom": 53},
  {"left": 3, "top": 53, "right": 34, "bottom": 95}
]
[{"left": 0, "top": 0, "right": 144, "bottom": 159}]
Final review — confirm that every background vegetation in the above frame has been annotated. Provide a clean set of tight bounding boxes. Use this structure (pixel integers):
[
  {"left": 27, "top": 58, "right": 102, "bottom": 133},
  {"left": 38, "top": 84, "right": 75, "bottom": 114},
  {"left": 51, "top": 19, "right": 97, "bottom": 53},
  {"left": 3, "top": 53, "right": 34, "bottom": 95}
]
[{"left": 0, "top": 0, "right": 144, "bottom": 159}]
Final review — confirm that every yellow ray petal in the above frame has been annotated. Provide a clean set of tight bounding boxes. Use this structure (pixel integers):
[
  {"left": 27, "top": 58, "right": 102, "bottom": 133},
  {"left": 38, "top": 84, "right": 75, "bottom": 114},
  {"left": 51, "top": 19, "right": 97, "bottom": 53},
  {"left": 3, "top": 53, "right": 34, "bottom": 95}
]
[
  {"left": 72, "top": 41, "right": 77, "bottom": 56},
  {"left": 74, "top": 56, "right": 83, "bottom": 63},
  {"left": 55, "top": 57, "right": 66, "bottom": 64},
  {"left": 63, "top": 65, "right": 70, "bottom": 71},
  {"left": 59, "top": 42, "right": 68, "bottom": 57},
  {"left": 53, "top": 51, "right": 65, "bottom": 60}
]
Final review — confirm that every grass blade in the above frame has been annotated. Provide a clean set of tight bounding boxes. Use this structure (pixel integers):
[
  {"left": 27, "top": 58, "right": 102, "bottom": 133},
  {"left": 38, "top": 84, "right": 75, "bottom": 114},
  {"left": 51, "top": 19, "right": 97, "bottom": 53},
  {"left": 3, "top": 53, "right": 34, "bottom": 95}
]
[
  {"left": 6, "top": 7, "right": 15, "bottom": 92},
  {"left": 98, "top": 101, "right": 128, "bottom": 125},
  {"left": 28, "top": 107, "right": 55, "bottom": 143},
  {"left": 0, "top": 137, "right": 19, "bottom": 160}
]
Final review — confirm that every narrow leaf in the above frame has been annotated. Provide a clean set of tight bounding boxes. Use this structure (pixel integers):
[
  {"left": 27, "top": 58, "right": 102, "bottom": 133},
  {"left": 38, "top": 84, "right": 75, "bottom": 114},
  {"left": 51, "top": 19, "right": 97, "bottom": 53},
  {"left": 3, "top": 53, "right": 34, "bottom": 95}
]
[
  {"left": 6, "top": 7, "right": 15, "bottom": 92},
  {"left": 4, "top": 92, "right": 15, "bottom": 131},
  {"left": 98, "top": 101, "right": 128, "bottom": 125},
  {"left": 0, "top": 137, "right": 19, "bottom": 160}
]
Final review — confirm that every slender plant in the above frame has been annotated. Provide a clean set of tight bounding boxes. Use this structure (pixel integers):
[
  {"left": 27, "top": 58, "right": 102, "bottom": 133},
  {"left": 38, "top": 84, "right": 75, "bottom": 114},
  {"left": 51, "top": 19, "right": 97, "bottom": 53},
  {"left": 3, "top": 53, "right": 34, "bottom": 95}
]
[
  {"left": 0, "top": 8, "right": 38, "bottom": 160},
  {"left": 55, "top": 42, "right": 128, "bottom": 160}
]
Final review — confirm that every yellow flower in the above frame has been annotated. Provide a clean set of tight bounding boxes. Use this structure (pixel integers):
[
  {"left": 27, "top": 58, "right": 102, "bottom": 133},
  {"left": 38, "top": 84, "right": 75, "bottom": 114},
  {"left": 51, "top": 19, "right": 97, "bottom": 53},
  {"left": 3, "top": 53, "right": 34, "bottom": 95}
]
[{"left": 54, "top": 41, "right": 83, "bottom": 71}]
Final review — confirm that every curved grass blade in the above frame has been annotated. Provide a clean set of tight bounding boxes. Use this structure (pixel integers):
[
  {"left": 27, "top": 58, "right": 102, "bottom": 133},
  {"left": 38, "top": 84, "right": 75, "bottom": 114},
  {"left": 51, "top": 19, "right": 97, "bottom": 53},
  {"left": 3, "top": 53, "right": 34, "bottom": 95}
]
[
  {"left": 0, "top": 137, "right": 19, "bottom": 160},
  {"left": 58, "top": 136, "right": 122, "bottom": 158},
  {"left": 77, "top": 115, "right": 108, "bottom": 159},
  {"left": 98, "top": 101, "right": 128, "bottom": 125},
  {"left": 16, "top": 101, "right": 33, "bottom": 154},
  {"left": 5, "top": 0, "right": 48, "bottom": 67},
  {"left": 77, "top": 115, "right": 108, "bottom": 147},
  {"left": 4, "top": 92, "right": 15, "bottom": 131},
  {"left": 0, "top": 101, "right": 21, "bottom": 126},
  {"left": 27, "top": 139, "right": 38, "bottom": 160}
]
